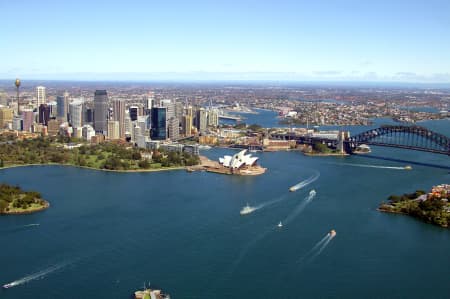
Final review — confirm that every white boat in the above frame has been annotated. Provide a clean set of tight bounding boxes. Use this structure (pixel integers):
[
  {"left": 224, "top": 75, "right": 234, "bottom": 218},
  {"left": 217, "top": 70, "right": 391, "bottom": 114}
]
[
  {"left": 289, "top": 186, "right": 298, "bottom": 192},
  {"left": 278, "top": 221, "right": 283, "bottom": 228},
  {"left": 240, "top": 204, "right": 256, "bottom": 215},
  {"left": 2, "top": 282, "right": 17, "bottom": 289}
]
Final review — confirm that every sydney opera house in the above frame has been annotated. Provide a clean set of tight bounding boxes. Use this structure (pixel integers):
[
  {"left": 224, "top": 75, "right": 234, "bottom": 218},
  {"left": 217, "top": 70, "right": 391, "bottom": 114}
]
[
  {"left": 219, "top": 149, "right": 259, "bottom": 169},
  {"left": 217, "top": 149, "right": 266, "bottom": 175}
]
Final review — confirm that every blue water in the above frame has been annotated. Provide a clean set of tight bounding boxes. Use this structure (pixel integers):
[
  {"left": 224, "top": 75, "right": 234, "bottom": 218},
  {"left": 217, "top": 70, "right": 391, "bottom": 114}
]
[{"left": 0, "top": 118, "right": 449, "bottom": 298}]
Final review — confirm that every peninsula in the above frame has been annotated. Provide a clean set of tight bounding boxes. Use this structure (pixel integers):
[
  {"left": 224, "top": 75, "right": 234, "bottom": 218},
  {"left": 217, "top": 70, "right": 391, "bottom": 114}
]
[
  {"left": 0, "top": 137, "right": 200, "bottom": 172},
  {"left": 0, "top": 184, "right": 49, "bottom": 215},
  {"left": 379, "top": 184, "right": 450, "bottom": 227}
]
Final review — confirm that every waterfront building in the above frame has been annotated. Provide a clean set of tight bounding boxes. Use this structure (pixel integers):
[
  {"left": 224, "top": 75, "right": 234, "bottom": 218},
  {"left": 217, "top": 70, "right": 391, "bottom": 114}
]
[
  {"left": 36, "top": 86, "right": 46, "bottom": 107},
  {"left": 94, "top": 90, "right": 109, "bottom": 135},
  {"left": 150, "top": 107, "right": 167, "bottom": 140},
  {"left": 69, "top": 100, "right": 83, "bottom": 128},
  {"left": 22, "top": 109, "right": 34, "bottom": 132},
  {"left": 113, "top": 99, "right": 126, "bottom": 139},
  {"left": 183, "top": 144, "right": 200, "bottom": 156},
  {"left": 38, "top": 104, "right": 51, "bottom": 126},
  {"left": 56, "top": 94, "right": 69, "bottom": 121},
  {"left": 0, "top": 107, "right": 13, "bottom": 129},
  {"left": 107, "top": 120, "right": 120, "bottom": 140},
  {"left": 219, "top": 149, "right": 259, "bottom": 169}
]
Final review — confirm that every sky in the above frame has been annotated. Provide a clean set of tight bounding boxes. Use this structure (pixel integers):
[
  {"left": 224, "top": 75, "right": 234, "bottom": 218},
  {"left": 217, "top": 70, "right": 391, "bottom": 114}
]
[{"left": 1, "top": 0, "right": 449, "bottom": 82}]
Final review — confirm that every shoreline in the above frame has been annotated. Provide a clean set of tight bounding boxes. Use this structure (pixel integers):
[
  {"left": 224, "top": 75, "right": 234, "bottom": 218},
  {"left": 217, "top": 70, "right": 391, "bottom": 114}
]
[
  {"left": 303, "top": 152, "right": 349, "bottom": 157},
  {"left": 0, "top": 163, "right": 187, "bottom": 173},
  {"left": 0, "top": 200, "right": 50, "bottom": 215}
]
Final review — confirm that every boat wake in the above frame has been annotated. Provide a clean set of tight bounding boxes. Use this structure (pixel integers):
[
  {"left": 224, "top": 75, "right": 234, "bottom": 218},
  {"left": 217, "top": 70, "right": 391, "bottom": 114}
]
[
  {"left": 3, "top": 260, "right": 72, "bottom": 289},
  {"left": 297, "top": 231, "right": 336, "bottom": 264},
  {"left": 283, "top": 190, "right": 317, "bottom": 225},
  {"left": 247, "top": 193, "right": 290, "bottom": 213},
  {"left": 335, "top": 163, "right": 406, "bottom": 170},
  {"left": 21, "top": 223, "right": 40, "bottom": 228},
  {"left": 289, "top": 172, "right": 320, "bottom": 192},
  {"left": 1, "top": 223, "right": 40, "bottom": 233}
]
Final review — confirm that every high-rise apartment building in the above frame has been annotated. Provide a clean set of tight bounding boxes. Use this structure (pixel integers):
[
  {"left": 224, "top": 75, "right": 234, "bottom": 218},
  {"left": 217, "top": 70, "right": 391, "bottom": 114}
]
[
  {"left": 36, "top": 86, "right": 46, "bottom": 107},
  {"left": 94, "top": 90, "right": 108, "bottom": 135}
]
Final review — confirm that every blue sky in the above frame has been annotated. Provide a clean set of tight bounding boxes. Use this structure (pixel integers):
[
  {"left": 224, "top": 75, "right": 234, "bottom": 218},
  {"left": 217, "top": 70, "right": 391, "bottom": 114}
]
[{"left": 1, "top": 0, "right": 449, "bottom": 82}]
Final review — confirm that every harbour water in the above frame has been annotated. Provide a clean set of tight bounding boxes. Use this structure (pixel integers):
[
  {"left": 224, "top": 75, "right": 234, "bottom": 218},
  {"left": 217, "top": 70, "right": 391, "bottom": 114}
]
[{"left": 0, "top": 118, "right": 449, "bottom": 298}]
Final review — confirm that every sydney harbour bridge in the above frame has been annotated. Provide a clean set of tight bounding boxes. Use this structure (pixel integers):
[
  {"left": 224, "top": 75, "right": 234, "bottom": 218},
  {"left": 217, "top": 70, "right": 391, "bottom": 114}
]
[{"left": 271, "top": 125, "right": 450, "bottom": 156}]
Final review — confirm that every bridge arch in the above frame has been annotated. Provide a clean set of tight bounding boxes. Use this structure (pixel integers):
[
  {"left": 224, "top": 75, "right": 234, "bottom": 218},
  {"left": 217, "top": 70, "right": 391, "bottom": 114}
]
[{"left": 345, "top": 125, "right": 450, "bottom": 155}]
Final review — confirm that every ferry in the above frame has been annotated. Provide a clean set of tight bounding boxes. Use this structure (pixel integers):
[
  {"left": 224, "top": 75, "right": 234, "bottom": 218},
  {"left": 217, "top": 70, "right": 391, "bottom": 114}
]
[
  {"left": 240, "top": 204, "right": 256, "bottom": 215},
  {"left": 2, "top": 282, "right": 17, "bottom": 289},
  {"left": 289, "top": 186, "right": 298, "bottom": 192}
]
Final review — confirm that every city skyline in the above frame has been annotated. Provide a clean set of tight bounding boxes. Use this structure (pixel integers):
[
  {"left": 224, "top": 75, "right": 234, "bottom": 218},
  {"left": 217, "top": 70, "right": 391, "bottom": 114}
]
[{"left": 1, "top": 0, "right": 450, "bottom": 83}]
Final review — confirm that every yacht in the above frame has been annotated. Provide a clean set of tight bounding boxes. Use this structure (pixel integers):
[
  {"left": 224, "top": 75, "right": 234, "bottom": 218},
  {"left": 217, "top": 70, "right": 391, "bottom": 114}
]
[{"left": 278, "top": 221, "right": 283, "bottom": 228}]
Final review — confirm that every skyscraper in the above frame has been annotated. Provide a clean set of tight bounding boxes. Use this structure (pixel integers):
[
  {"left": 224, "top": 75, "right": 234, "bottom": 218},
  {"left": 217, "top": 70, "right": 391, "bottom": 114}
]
[
  {"left": 129, "top": 106, "right": 139, "bottom": 121},
  {"left": 107, "top": 120, "right": 120, "bottom": 139},
  {"left": 183, "top": 106, "right": 193, "bottom": 136},
  {"left": 21, "top": 109, "right": 34, "bottom": 132},
  {"left": 0, "top": 107, "right": 13, "bottom": 129},
  {"left": 113, "top": 99, "right": 126, "bottom": 139},
  {"left": 208, "top": 108, "right": 219, "bottom": 127},
  {"left": 69, "top": 100, "right": 83, "bottom": 128},
  {"left": 196, "top": 108, "right": 208, "bottom": 134},
  {"left": 161, "top": 100, "right": 179, "bottom": 140},
  {"left": 38, "top": 104, "right": 51, "bottom": 126},
  {"left": 150, "top": 107, "right": 167, "bottom": 140},
  {"left": 36, "top": 86, "right": 46, "bottom": 107},
  {"left": 94, "top": 90, "right": 108, "bottom": 135},
  {"left": 56, "top": 94, "right": 69, "bottom": 121}
]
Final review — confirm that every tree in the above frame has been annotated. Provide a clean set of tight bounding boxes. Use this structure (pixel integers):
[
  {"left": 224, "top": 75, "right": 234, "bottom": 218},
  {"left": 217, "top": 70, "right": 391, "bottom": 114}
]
[
  {"left": 138, "top": 159, "right": 151, "bottom": 169},
  {"left": 312, "top": 142, "right": 330, "bottom": 153},
  {"left": 248, "top": 124, "right": 263, "bottom": 132}
]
